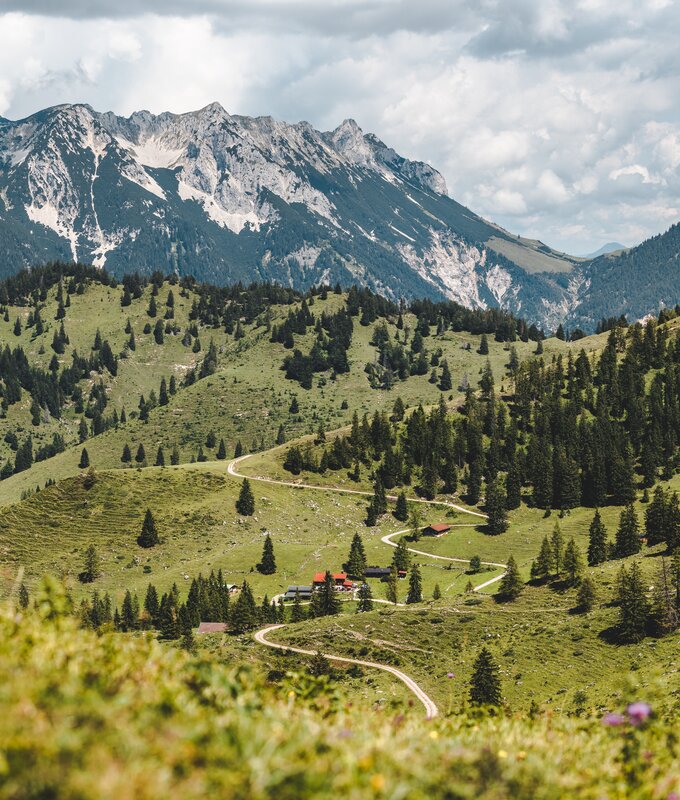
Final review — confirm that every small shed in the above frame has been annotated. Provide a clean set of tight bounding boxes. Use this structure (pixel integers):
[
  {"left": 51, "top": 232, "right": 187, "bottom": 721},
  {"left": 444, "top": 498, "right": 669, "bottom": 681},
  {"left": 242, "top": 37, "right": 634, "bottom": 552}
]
[
  {"left": 197, "top": 622, "right": 228, "bottom": 634},
  {"left": 423, "top": 523, "right": 452, "bottom": 536}
]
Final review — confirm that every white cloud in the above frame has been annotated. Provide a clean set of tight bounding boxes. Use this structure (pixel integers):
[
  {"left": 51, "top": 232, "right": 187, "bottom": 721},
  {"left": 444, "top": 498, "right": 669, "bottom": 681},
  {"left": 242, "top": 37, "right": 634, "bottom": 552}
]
[{"left": 2, "top": 2, "right": 680, "bottom": 253}]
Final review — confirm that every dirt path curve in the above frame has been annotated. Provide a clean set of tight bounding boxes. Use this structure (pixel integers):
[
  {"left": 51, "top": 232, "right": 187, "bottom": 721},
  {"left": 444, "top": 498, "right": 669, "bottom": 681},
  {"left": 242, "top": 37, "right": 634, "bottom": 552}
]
[
  {"left": 230, "top": 450, "right": 507, "bottom": 717},
  {"left": 254, "top": 624, "right": 439, "bottom": 719}
]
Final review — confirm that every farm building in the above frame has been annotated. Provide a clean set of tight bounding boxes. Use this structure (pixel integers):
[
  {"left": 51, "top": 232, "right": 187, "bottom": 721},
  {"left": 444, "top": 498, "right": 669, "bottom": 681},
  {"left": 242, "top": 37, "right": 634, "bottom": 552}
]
[
  {"left": 423, "top": 523, "right": 451, "bottom": 536},
  {"left": 364, "top": 566, "right": 407, "bottom": 580},
  {"left": 283, "top": 585, "right": 313, "bottom": 601},
  {"left": 197, "top": 622, "right": 228, "bottom": 634},
  {"left": 312, "top": 572, "right": 354, "bottom": 591},
  {"left": 364, "top": 566, "right": 392, "bottom": 579}
]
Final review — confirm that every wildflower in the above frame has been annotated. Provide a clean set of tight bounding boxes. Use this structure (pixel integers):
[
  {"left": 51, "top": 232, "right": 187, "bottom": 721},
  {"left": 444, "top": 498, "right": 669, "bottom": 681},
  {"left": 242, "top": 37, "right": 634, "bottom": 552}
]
[
  {"left": 447, "top": 672, "right": 455, "bottom": 678},
  {"left": 602, "top": 712, "right": 626, "bottom": 727},
  {"left": 626, "top": 702, "right": 651, "bottom": 726},
  {"left": 498, "top": 750, "right": 508, "bottom": 759},
  {"left": 370, "top": 774, "right": 385, "bottom": 792},
  {"left": 429, "top": 730, "right": 439, "bottom": 739}
]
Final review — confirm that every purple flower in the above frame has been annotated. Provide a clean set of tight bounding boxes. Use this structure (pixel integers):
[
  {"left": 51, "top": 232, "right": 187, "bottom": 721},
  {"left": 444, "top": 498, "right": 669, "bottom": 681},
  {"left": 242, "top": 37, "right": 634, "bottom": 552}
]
[
  {"left": 602, "top": 712, "right": 626, "bottom": 727},
  {"left": 627, "top": 702, "right": 652, "bottom": 725},
  {"left": 447, "top": 672, "right": 455, "bottom": 679}
]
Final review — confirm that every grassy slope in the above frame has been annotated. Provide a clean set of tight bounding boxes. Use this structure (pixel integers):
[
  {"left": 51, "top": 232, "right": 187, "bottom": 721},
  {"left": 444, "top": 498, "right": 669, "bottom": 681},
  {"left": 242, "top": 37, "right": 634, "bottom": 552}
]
[
  {"left": 1, "top": 288, "right": 677, "bottom": 716},
  {"left": 0, "top": 282, "right": 606, "bottom": 507},
  {"left": 4, "top": 604, "right": 677, "bottom": 799}
]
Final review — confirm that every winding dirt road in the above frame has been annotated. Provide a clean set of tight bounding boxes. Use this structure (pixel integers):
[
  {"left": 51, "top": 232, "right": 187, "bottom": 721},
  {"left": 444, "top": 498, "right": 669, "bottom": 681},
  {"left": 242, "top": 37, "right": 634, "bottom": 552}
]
[
  {"left": 229, "top": 451, "right": 507, "bottom": 718},
  {"left": 254, "top": 624, "right": 439, "bottom": 718}
]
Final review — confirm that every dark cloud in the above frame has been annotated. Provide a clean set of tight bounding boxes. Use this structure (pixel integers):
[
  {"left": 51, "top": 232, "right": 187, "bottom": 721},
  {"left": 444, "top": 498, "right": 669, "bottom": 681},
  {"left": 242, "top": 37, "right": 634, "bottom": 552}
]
[{"left": 1, "top": 0, "right": 480, "bottom": 38}]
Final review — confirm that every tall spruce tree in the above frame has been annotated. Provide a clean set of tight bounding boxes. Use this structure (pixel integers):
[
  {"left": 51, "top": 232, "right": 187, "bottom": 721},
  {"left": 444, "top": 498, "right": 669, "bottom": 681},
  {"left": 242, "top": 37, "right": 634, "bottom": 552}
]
[
  {"left": 531, "top": 536, "right": 554, "bottom": 581},
  {"left": 386, "top": 568, "right": 399, "bottom": 604},
  {"left": 357, "top": 582, "right": 374, "bottom": 612},
  {"left": 577, "top": 576, "right": 596, "bottom": 612},
  {"left": 551, "top": 523, "right": 565, "bottom": 576},
  {"left": 615, "top": 504, "right": 641, "bottom": 557},
  {"left": 406, "top": 563, "right": 423, "bottom": 603},
  {"left": 394, "top": 490, "right": 408, "bottom": 521},
  {"left": 616, "top": 562, "right": 649, "bottom": 643},
  {"left": 230, "top": 581, "right": 258, "bottom": 633},
  {"left": 81, "top": 544, "right": 100, "bottom": 583},
  {"left": 498, "top": 554, "right": 523, "bottom": 600},
  {"left": 469, "top": 646, "right": 502, "bottom": 706},
  {"left": 563, "top": 538, "right": 584, "bottom": 585},
  {"left": 587, "top": 509, "right": 608, "bottom": 566},
  {"left": 485, "top": 476, "right": 509, "bottom": 535},
  {"left": 392, "top": 538, "right": 411, "bottom": 571},
  {"left": 236, "top": 478, "right": 255, "bottom": 516},
  {"left": 258, "top": 535, "right": 276, "bottom": 574},
  {"left": 318, "top": 571, "right": 340, "bottom": 616},
  {"left": 138, "top": 509, "right": 160, "bottom": 548},
  {"left": 346, "top": 533, "right": 367, "bottom": 578}
]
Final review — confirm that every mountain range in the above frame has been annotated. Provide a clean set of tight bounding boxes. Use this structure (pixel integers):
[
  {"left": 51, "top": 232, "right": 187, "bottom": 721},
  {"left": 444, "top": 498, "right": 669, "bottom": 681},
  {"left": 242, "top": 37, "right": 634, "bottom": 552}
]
[{"left": 0, "top": 102, "right": 678, "bottom": 331}]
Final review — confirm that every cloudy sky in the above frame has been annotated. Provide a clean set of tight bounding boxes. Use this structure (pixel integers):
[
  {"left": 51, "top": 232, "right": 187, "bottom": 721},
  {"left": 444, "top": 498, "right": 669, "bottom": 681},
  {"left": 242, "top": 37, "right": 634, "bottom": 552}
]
[{"left": 1, "top": 0, "right": 679, "bottom": 254}]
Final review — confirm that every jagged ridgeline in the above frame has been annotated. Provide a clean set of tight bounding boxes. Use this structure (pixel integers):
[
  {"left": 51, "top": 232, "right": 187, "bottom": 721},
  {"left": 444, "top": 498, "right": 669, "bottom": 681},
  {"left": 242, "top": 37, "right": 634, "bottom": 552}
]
[{"left": 0, "top": 262, "right": 539, "bottom": 495}]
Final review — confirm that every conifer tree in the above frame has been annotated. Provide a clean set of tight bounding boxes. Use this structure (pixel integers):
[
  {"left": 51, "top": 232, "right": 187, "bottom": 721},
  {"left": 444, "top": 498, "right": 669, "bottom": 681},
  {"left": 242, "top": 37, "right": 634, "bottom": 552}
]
[
  {"left": 469, "top": 555, "right": 482, "bottom": 573},
  {"left": 505, "top": 461, "right": 522, "bottom": 510},
  {"left": 432, "top": 583, "right": 441, "bottom": 600},
  {"left": 230, "top": 581, "right": 258, "bottom": 633},
  {"left": 406, "top": 563, "right": 422, "bottom": 603},
  {"left": 170, "top": 446, "right": 180, "bottom": 466},
  {"left": 439, "top": 360, "right": 452, "bottom": 391},
  {"left": 577, "top": 576, "right": 596, "bottom": 612},
  {"left": 615, "top": 504, "right": 641, "bottom": 557},
  {"left": 258, "top": 534, "right": 276, "bottom": 574},
  {"left": 121, "top": 443, "right": 132, "bottom": 464},
  {"left": 616, "top": 562, "right": 649, "bottom": 643},
  {"left": 408, "top": 503, "right": 424, "bottom": 541},
  {"left": 120, "top": 590, "right": 138, "bottom": 631},
  {"left": 144, "top": 583, "right": 159, "bottom": 625},
  {"left": 81, "top": 544, "right": 100, "bottom": 583},
  {"left": 531, "top": 535, "right": 554, "bottom": 581},
  {"left": 159, "top": 378, "right": 169, "bottom": 406},
  {"left": 236, "top": 478, "right": 255, "bottom": 516},
  {"left": 563, "top": 538, "right": 584, "bottom": 585},
  {"left": 587, "top": 509, "right": 608, "bottom": 566},
  {"left": 469, "top": 646, "right": 502, "bottom": 706},
  {"left": 386, "top": 568, "right": 399, "bottom": 604},
  {"left": 291, "top": 591, "right": 306, "bottom": 623},
  {"left": 365, "top": 498, "right": 378, "bottom": 527},
  {"left": 551, "top": 523, "right": 565, "bottom": 576},
  {"left": 138, "top": 509, "right": 160, "bottom": 548},
  {"left": 498, "top": 554, "right": 523, "bottom": 600},
  {"left": 346, "top": 532, "right": 367, "bottom": 578},
  {"left": 357, "top": 582, "right": 374, "bottom": 612},
  {"left": 79, "top": 448, "right": 90, "bottom": 469},
  {"left": 392, "top": 538, "right": 410, "bottom": 571},
  {"left": 478, "top": 334, "right": 489, "bottom": 356},
  {"left": 216, "top": 439, "right": 227, "bottom": 460},
  {"left": 318, "top": 571, "right": 341, "bottom": 616},
  {"left": 18, "top": 583, "right": 29, "bottom": 609},
  {"left": 234, "top": 440, "right": 243, "bottom": 458},
  {"left": 135, "top": 443, "right": 146, "bottom": 464},
  {"left": 179, "top": 605, "right": 195, "bottom": 651},
  {"left": 155, "top": 446, "right": 165, "bottom": 467},
  {"left": 485, "top": 476, "right": 509, "bottom": 535},
  {"left": 394, "top": 490, "right": 408, "bottom": 521}
]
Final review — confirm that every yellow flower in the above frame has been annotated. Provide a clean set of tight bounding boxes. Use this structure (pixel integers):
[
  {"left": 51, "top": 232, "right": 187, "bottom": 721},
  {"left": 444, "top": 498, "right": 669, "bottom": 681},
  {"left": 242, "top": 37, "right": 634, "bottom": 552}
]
[
  {"left": 370, "top": 774, "right": 385, "bottom": 792},
  {"left": 358, "top": 755, "right": 373, "bottom": 771},
  {"left": 429, "top": 730, "right": 439, "bottom": 740},
  {"left": 517, "top": 751, "right": 527, "bottom": 761},
  {"left": 498, "top": 750, "right": 508, "bottom": 759}
]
